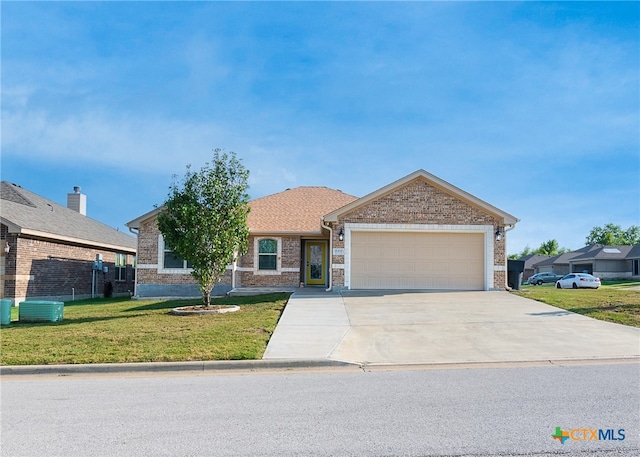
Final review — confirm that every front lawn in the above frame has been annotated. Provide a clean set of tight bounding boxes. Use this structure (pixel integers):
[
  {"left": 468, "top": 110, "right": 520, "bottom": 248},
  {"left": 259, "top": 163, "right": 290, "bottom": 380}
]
[
  {"left": 0, "top": 293, "right": 289, "bottom": 366},
  {"left": 514, "top": 281, "right": 640, "bottom": 327}
]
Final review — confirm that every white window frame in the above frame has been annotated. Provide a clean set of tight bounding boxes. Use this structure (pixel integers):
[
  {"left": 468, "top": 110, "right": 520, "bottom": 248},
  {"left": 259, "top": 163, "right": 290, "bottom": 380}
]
[
  {"left": 158, "top": 235, "right": 193, "bottom": 273},
  {"left": 254, "top": 237, "right": 282, "bottom": 275},
  {"left": 115, "top": 253, "right": 127, "bottom": 282}
]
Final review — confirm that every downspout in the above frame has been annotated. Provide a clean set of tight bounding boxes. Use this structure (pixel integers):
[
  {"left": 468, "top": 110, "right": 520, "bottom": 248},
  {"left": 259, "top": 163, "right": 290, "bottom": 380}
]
[
  {"left": 321, "top": 218, "right": 333, "bottom": 292},
  {"left": 231, "top": 251, "right": 237, "bottom": 291},
  {"left": 128, "top": 227, "right": 139, "bottom": 298}
]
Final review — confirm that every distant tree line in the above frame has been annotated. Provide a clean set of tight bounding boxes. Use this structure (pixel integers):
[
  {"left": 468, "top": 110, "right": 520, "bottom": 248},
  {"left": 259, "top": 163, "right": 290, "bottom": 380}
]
[{"left": 509, "top": 223, "right": 640, "bottom": 260}]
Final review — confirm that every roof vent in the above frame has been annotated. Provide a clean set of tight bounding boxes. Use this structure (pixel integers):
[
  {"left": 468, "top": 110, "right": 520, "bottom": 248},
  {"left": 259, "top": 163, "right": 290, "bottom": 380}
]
[{"left": 67, "top": 186, "right": 87, "bottom": 215}]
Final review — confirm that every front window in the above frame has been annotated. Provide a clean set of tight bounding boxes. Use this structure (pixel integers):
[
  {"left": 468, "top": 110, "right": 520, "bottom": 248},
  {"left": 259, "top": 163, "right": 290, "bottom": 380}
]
[
  {"left": 258, "top": 239, "right": 277, "bottom": 270},
  {"left": 163, "top": 248, "right": 192, "bottom": 269},
  {"left": 115, "top": 253, "right": 127, "bottom": 281}
]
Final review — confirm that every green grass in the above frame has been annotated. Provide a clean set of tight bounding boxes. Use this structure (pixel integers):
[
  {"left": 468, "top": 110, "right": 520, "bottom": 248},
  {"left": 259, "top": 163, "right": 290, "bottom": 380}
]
[
  {"left": 514, "top": 281, "right": 640, "bottom": 327},
  {"left": 0, "top": 293, "right": 290, "bottom": 366}
]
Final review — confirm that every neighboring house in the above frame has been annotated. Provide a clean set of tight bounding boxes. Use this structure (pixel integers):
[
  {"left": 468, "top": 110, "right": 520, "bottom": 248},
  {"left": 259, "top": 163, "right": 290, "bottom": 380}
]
[
  {"left": 628, "top": 245, "right": 640, "bottom": 277},
  {"left": 531, "top": 246, "right": 595, "bottom": 276},
  {"left": 1, "top": 182, "right": 137, "bottom": 303},
  {"left": 532, "top": 244, "right": 640, "bottom": 279},
  {"left": 568, "top": 245, "right": 637, "bottom": 279},
  {"left": 518, "top": 254, "right": 551, "bottom": 281},
  {"left": 127, "top": 170, "right": 518, "bottom": 296}
]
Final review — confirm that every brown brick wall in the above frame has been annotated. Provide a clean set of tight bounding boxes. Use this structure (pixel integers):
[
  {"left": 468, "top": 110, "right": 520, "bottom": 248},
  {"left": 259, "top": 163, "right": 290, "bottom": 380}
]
[
  {"left": 236, "top": 235, "right": 302, "bottom": 287},
  {"left": 1, "top": 225, "right": 135, "bottom": 302},
  {"left": 137, "top": 218, "right": 160, "bottom": 266},
  {"left": 237, "top": 270, "right": 300, "bottom": 287}
]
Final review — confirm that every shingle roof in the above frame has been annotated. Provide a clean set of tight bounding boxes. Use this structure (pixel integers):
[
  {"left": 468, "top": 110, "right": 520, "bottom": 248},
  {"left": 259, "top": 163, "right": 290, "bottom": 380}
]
[
  {"left": 1, "top": 181, "right": 136, "bottom": 251},
  {"left": 519, "top": 254, "right": 551, "bottom": 269},
  {"left": 569, "top": 245, "right": 633, "bottom": 261},
  {"left": 627, "top": 245, "right": 640, "bottom": 259},
  {"left": 531, "top": 244, "right": 640, "bottom": 267},
  {"left": 248, "top": 186, "right": 358, "bottom": 234},
  {"left": 532, "top": 245, "right": 595, "bottom": 267}
]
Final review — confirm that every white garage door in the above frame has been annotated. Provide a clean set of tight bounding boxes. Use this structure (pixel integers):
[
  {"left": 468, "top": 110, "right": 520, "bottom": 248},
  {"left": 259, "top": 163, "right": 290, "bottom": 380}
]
[{"left": 350, "top": 231, "right": 485, "bottom": 290}]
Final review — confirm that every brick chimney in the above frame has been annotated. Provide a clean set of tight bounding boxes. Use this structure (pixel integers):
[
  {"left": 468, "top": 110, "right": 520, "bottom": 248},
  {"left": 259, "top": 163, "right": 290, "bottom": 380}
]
[{"left": 67, "top": 186, "right": 87, "bottom": 215}]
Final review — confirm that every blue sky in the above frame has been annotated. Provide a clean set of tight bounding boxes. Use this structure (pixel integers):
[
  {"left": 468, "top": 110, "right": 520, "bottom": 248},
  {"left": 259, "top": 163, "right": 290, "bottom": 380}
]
[{"left": 2, "top": 1, "right": 638, "bottom": 255}]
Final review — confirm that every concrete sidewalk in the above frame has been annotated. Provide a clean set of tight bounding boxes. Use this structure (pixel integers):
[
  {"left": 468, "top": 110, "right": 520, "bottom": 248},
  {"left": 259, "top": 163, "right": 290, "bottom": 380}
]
[
  {"left": 262, "top": 288, "right": 350, "bottom": 360},
  {"left": 263, "top": 289, "right": 640, "bottom": 365}
]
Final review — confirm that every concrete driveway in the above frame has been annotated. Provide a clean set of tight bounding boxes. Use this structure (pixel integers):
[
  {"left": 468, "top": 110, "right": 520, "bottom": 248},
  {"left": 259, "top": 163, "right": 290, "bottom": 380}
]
[{"left": 263, "top": 289, "right": 640, "bottom": 365}]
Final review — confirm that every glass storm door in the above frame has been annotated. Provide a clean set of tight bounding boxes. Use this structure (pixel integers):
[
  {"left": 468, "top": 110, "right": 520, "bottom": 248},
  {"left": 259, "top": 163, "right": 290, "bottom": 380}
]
[{"left": 305, "top": 242, "right": 326, "bottom": 286}]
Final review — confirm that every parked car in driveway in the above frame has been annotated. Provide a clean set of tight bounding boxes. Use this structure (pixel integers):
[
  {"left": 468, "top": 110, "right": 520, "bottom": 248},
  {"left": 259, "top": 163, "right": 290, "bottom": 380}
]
[
  {"left": 556, "top": 273, "right": 601, "bottom": 289},
  {"left": 527, "top": 272, "right": 564, "bottom": 285}
]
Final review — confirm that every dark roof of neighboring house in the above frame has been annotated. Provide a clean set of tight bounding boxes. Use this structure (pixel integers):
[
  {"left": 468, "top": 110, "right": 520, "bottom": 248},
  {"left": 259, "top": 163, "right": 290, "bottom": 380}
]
[
  {"left": 1, "top": 181, "right": 136, "bottom": 252},
  {"left": 532, "top": 244, "right": 640, "bottom": 267},
  {"left": 248, "top": 186, "right": 358, "bottom": 234},
  {"left": 519, "top": 254, "right": 551, "bottom": 269},
  {"left": 532, "top": 245, "right": 595, "bottom": 267},
  {"left": 569, "top": 245, "right": 633, "bottom": 262},
  {"left": 627, "top": 245, "right": 640, "bottom": 259}
]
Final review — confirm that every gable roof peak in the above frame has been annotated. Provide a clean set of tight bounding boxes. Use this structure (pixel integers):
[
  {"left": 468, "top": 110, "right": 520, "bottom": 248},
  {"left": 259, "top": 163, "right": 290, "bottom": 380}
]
[{"left": 324, "top": 169, "right": 519, "bottom": 225}]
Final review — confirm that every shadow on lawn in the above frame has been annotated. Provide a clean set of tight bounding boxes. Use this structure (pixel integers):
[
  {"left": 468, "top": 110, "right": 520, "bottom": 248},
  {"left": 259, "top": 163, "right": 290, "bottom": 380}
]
[
  {"left": 124, "top": 300, "right": 200, "bottom": 312},
  {"left": 527, "top": 310, "right": 573, "bottom": 317},
  {"left": 124, "top": 293, "right": 291, "bottom": 312}
]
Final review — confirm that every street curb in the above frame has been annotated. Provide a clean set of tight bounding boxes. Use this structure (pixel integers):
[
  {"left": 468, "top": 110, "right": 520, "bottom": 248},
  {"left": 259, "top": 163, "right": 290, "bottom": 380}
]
[
  {"left": 0, "top": 359, "right": 357, "bottom": 376},
  {"left": 2, "top": 356, "right": 638, "bottom": 377}
]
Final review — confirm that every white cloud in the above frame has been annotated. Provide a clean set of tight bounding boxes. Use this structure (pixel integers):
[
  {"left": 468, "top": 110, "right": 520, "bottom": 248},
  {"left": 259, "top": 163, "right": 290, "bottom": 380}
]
[{"left": 1, "top": 108, "right": 228, "bottom": 174}]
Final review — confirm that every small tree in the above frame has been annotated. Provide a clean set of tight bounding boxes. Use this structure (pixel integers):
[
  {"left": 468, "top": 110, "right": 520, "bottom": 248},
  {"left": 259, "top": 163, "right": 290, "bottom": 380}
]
[
  {"left": 537, "top": 239, "right": 560, "bottom": 256},
  {"left": 509, "top": 240, "right": 570, "bottom": 259},
  {"left": 585, "top": 223, "right": 640, "bottom": 246},
  {"left": 157, "top": 150, "right": 250, "bottom": 306}
]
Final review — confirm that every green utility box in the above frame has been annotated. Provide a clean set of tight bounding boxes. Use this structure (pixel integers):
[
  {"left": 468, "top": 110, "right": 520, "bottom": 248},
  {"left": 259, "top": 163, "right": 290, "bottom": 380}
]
[
  {"left": 19, "top": 301, "right": 64, "bottom": 323},
  {"left": 0, "top": 299, "right": 12, "bottom": 325}
]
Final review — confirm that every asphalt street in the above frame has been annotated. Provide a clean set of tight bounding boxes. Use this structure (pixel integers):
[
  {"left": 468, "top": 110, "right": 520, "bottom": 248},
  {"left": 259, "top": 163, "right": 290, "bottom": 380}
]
[{"left": 2, "top": 362, "right": 638, "bottom": 456}]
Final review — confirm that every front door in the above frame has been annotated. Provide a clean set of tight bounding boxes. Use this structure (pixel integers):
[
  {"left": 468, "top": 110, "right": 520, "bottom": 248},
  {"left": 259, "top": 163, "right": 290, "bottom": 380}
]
[{"left": 305, "top": 241, "right": 326, "bottom": 286}]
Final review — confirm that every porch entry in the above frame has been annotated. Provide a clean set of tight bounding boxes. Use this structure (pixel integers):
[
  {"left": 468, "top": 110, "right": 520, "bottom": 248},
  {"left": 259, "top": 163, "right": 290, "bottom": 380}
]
[{"left": 305, "top": 241, "right": 327, "bottom": 286}]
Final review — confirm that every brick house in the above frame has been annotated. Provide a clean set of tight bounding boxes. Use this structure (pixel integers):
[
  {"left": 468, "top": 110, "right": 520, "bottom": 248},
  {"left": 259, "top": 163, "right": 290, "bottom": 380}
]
[
  {"left": 1, "top": 182, "right": 137, "bottom": 303},
  {"left": 127, "top": 170, "right": 518, "bottom": 297}
]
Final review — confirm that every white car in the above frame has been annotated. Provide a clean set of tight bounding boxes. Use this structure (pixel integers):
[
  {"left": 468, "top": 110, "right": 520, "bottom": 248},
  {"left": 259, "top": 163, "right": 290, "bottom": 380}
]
[{"left": 555, "top": 273, "right": 600, "bottom": 289}]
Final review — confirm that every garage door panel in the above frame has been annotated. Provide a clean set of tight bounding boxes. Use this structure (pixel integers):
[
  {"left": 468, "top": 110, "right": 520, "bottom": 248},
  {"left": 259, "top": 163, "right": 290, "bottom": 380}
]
[{"left": 350, "top": 231, "right": 485, "bottom": 290}]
